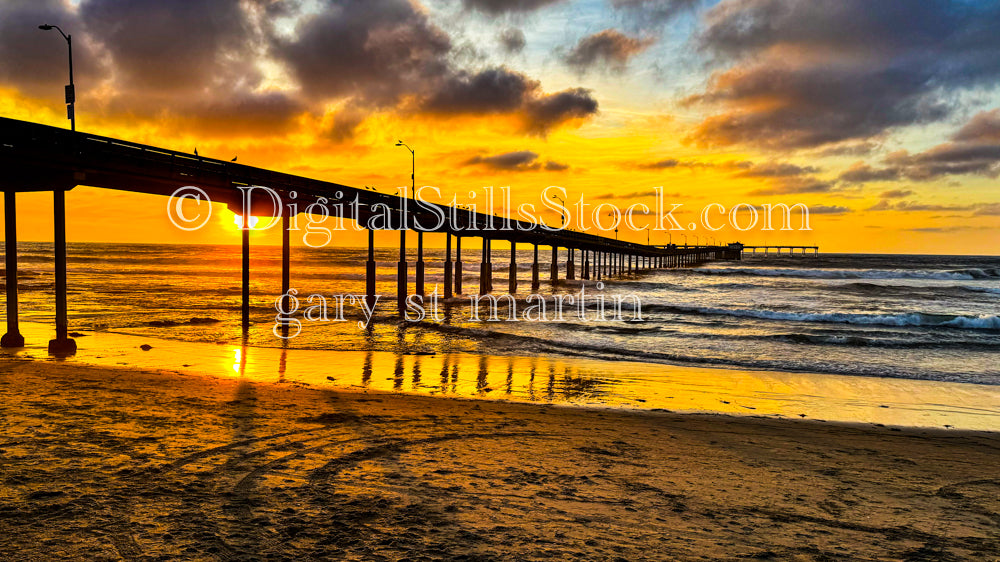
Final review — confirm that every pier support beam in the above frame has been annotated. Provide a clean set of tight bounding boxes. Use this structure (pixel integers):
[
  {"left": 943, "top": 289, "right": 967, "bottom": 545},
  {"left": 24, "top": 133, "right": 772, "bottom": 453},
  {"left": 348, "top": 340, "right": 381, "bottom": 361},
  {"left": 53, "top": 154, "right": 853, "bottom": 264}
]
[
  {"left": 48, "top": 189, "right": 75, "bottom": 354},
  {"left": 582, "top": 250, "right": 590, "bottom": 280},
  {"left": 455, "top": 237, "right": 463, "bottom": 295},
  {"left": 397, "top": 230, "right": 407, "bottom": 315},
  {"left": 416, "top": 231, "right": 425, "bottom": 297},
  {"left": 281, "top": 211, "right": 291, "bottom": 334},
  {"left": 443, "top": 233, "right": 453, "bottom": 300},
  {"left": 566, "top": 248, "right": 575, "bottom": 280},
  {"left": 239, "top": 212, "right": 250, "bottom": 331},
  {"left": 366, "top": 229, "right": 377, "bottom": 310},
  {"left": 2, "top": 190, "right": 24, "bottom": 347},
  {"left": 531, "top": 244, "right": 540, "bottom": 291},
  {"left": 479, "top": 238, "right": 491, "bottom": 295},
  {"left": 487, "top": 239, "right": 493, "bottom": 292},
  {"left": 550, "top": 246, "right": 559, "bottom": 284},
  {"left": 508, "top": 241, "right": 517, "bottom": 293}
]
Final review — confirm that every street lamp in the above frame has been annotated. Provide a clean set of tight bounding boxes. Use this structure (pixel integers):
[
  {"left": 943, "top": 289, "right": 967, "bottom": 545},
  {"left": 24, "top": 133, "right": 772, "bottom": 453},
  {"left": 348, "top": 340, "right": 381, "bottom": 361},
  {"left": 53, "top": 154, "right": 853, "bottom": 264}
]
[
  {"left": 39, "top": 24, "right": 75, "bottom": 131},
  {"left": 395, "top": 140, "right": 414, "bottom": 199},
  {"left": 607, "top": 210, "right": 618, "bottom": 240},
  {"left": 693, "top": 235, "right": 700, "bottom": 246},
  {"left": 645, "top": 226, "right": 650, "bottom": 245},
  {"left": 682, "top": 234, "right": 688, "bottom": 248},
  {"left": 550, "top": 194, "right": 566, "bottom": 227}
]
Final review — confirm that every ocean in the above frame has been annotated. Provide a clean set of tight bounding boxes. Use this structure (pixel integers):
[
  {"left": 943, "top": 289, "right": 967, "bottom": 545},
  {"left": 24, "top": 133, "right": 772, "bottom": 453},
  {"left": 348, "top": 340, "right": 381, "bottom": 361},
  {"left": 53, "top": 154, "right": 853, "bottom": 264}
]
[{"left": 2, "top": 242, "right": 998, "bottom": 386}]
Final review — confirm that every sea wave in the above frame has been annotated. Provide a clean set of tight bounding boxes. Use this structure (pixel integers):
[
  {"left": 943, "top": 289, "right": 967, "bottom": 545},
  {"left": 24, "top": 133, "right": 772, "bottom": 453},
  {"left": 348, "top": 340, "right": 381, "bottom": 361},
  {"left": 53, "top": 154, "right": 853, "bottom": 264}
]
[
  {"left": 644, "top": 304, "right": 1000, "bottom": 330},
  {"left": 688, "top": 267, "right": 1000, "bottom": 280}
]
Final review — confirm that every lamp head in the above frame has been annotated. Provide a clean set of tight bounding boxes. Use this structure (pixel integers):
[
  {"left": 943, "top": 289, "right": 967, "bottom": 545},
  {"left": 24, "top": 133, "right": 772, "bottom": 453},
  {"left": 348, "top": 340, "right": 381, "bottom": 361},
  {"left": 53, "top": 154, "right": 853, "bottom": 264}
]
[
  {"left": 396, "top": 140, "right": 403, "bottom": 146},
  {"left": 39, "top": 24, "right": 53, "bottom": 30}
]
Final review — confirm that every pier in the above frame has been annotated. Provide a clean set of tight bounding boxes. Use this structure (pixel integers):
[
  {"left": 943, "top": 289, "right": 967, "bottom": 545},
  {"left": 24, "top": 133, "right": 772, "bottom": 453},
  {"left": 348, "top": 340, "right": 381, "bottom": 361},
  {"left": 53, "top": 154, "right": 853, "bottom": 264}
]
[
  {"left": 0, "top": 117, "right": 743, "bottom": 353},
  {"left": 742, "top": 246, "right": 819, "bottom": 257}
]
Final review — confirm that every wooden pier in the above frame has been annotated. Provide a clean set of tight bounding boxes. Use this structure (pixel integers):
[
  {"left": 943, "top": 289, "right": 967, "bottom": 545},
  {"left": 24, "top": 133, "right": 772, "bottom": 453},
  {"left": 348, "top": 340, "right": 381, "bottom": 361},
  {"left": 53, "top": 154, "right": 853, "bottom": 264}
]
[
  {"left": 742, "top": 246, "right": 819, "bottom": 257},
  {"left": 0, "top": 117, "right": 743, "bottom": 353}
]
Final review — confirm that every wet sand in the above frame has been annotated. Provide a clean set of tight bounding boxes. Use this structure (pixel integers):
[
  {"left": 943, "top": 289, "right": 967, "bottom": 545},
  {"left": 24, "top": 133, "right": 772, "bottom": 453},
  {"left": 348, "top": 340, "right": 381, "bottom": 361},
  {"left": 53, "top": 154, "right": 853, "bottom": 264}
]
[{"left": 1, "top": 358, "right": 999, "bottom": 560}]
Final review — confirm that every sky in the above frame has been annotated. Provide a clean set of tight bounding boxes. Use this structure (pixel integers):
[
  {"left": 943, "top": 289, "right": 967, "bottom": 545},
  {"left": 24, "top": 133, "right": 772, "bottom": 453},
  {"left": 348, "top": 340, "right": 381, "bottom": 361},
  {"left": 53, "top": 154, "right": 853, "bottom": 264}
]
[{"left": 0, "top": 0, "right": 998, "bottom": 254}]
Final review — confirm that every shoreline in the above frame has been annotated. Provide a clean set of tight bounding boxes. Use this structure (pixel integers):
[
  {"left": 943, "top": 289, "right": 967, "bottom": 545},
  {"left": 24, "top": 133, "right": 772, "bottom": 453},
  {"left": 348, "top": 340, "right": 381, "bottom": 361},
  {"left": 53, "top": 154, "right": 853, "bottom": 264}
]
[
  {"left": 2, "top": 358, "right": 999, "bottom": 559},
  {"left": 3, "top": 321, "right": 1000, "bottom": 431}
]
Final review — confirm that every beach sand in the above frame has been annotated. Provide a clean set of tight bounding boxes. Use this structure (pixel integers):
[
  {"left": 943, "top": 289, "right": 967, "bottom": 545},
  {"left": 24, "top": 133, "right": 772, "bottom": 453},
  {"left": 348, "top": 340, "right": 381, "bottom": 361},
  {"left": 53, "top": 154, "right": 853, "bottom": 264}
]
[{"left": 1, "top": 359, "right": 999, "bottom": 560}]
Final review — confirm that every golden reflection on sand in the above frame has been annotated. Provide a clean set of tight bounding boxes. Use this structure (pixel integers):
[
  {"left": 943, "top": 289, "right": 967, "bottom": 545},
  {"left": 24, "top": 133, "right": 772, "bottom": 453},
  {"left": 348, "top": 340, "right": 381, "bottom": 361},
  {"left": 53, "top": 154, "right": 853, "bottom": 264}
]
[{"left": 4, "top": 321, "right": 999, "bottom": 431}]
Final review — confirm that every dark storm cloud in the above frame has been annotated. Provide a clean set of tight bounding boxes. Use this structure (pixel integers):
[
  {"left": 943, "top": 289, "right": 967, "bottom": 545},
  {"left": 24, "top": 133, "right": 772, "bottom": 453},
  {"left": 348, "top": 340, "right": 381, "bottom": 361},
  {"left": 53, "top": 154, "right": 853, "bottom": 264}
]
[
  {"left": 564, "top": 29, "right": 654, "bottom": 74},
  {"left": 81, "top": 0, "right": 253, "bottom": 94},
  {"left": 0, "top": 0, "right": 99, "bottom": 98},
  {"left": 461, "top": 0, "right": 566, "bottom": 15},
  {"left": 686, "top": 0, "right": 1000, "bottom": 150},
  {"left": 422, "top": 68, "right": 536, "bottom": 114},
  {"left": 544, "top": 160, "right": 569, "bottom": 171},
  {"left": 0, "top": 0, "right": 599, "bottom": 139},
  {"left": 522, "top": 87, "right": 599, "bottom": 135},
  {"left": 498, "top": 28, "right": 526, "bottom": 54},
  {"left": 272, "top": 0, "right": 452, "bottom": 106},
  {"left": 420, "top": 68, "right": 598, "bottom": 135}
]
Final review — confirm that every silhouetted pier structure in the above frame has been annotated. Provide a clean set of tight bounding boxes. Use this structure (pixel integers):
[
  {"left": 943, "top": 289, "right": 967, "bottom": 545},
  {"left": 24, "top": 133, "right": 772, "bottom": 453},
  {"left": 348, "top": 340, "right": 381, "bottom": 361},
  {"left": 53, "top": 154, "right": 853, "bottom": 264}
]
[
  {"left": 0, "top": 117, "right": 742, "bottom": 353},
  {"left": 742, "top": 246, "right": 819, "bottom": 257}
]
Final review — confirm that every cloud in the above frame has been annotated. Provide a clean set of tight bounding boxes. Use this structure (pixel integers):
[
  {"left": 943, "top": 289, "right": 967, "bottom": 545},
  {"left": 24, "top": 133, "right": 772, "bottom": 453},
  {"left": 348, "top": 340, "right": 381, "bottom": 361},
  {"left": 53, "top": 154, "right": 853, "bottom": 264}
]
[
  {"left": 685, "top": 0, "right": 1000, "bottom": 150},
  {"left": 421, "top": 68, "right": 598, "bottom": 135},
  {"left": 0, "top": 0, "right": 598, "bottom": 139},
  {"left": 422, "top": 67, "right": 536, "bottom": 115},
  {"left": 747, "top": 178, "right": 834, "bottom": 196},
  {"left": 498, "top": 28, "right": 526, "bottom": 54},
  {"left": 637, "top": 158, "right": 680, "bottom": 169},
  {"left": 593, "top": 190, "right": 680, "bottom": 200},
  {"left": 272, "top": 0, "right": 452, "bottom": 107},
  {"left": 462, "top": 150, "right": 568, "bottom": 172},
  {"left": 563, "top": 29, "right": 655, "bottom": 74},
  {"left": 833, "top": 109, "right": 1000, "bottom": 182},
  {"left": 610, "top": 0, "right": 701, "bottom": 26},
  {"left": 866, "top": 200, "right": 1000, "bottom": 213},
  {"left": 735, "top": 161, "right": 818, "bottom": 178},
  {"left": 953, "top": 108, "right": 1000, "bottom": 143},
  {"left": 808, "top": 205, "right": 851, "bottom": 215},
  {"left": 974, "top": 203, "right": 1000, "bottom": 216},
  {"left": 879, "top": 189, "right": 913, "bottom": 199},
  {"left": 461, "top": 0, "right": 566, "bottom": 15},
  {"left": 0, "top": 1, "right": 97, "bottom": 99},
  {"left": 838, "top": 163, "right": 900, "bottom": 184},
  {"left": 521, "top": 87, "right": 599, "bottom": 135}
]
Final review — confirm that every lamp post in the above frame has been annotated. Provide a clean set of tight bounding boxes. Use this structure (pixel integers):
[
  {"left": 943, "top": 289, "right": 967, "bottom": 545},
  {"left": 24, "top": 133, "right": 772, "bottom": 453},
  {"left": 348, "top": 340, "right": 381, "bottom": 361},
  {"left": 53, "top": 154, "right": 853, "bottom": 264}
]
[
  {"left": 39, "top": 24, "right": 74, "bottom": 131},
  {"left": 395, "top": 140, "right": 414, "bottom": 200},
  {"left": 645, "top": 226, "right": 650, "bottom": 245},
  {"left": 550, "top": 194, "right": 566, "bottom": 227},
  {"left": 38, "top": 23, "right": 76, "bottom": 354},
  {"left": 608, "top": 210, "right": 618, "bottom": 240}
]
